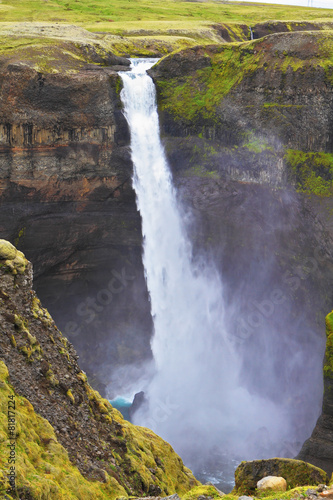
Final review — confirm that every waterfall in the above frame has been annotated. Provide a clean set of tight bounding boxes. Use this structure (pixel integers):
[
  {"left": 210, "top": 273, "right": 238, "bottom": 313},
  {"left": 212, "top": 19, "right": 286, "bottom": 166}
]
[
  {"left": 250, "top": 27, "right": 254, "bottom": 40},
  {"left": 120, "top": 59, "right": 297, "bottom": 484}
]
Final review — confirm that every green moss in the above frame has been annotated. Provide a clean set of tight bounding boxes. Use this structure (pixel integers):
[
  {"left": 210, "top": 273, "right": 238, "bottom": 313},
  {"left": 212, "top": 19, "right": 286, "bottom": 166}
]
[
  {"left": 77, "top": 371, "right": 88, "bottom": 383},
  {"left": 66, "top": 389, "right": 75, "bottom": 404},
  {"left": 0, "top": 360, "right": 127, "bottom": 499},
  {"left": 45, "top": 368, "right": 59, "bottom": 387},
  {"left": 185, "top": 166, "right": 219, "bottom": 178},
  {"left": 234, "top": 458, "right": 328, "bottom": 495},
  {"left": 183, "top": 484, "right": 224, "bottom": 499},
  {"left": 0, "top": 239, "right": 17, "bottom": 260},
  {"left": 284, "top": 150, "right": 333, "bottom": 196},
  {"left": 223, "top": 486, "right": 323, "bottom": 500},
  {"left": 155, "top": 31, "right": 333, "bottom": 128},
  {"left": 0, "top": 240, "right": 28, "bottom": 275},
  {"left": 81, "top": 381, "right": 198, "bottom": 494},
  {"left": 14, "top": 315, "right": 28, "bottom": 333},
  {"left": 242, "top": 131, "right": 272, "bottom": 153},
  {"left": 324, "top": 311, "right": 333, "bottom": 379},
  {"left": 14, "top": 227, "right": 26, "bottom": 248},
  {"left": 156, "top": 43, "right": 267, "bottom": 124},
  {"left": 26, "top": 332, "right": 38, "bottom": 346},
  {"left": 32, "top": 297, "right": 54, "bottom": 326}
]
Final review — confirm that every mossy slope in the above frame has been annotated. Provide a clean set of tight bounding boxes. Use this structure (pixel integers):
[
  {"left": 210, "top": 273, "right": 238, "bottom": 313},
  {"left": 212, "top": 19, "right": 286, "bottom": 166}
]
[
  {"left": 284, "top": 151, "right": 333, "bottom": 197},
  {"left": 0, "top": 242, "right": 199, "bottom": 498},
  {"left": 153, "top": 31, "right": 333, "bottom": 125},
  {"left": 323, "top": 311, "right": 333, "bottom": 380},
  {"left": 151, "top": 31, "right": 333, "bottom": 192},
  {"left": 0, "top": 361, "right": 127, "bottom": 499},
  {"left": 0, "top": 24, "right": 130, "bottom": 73}
]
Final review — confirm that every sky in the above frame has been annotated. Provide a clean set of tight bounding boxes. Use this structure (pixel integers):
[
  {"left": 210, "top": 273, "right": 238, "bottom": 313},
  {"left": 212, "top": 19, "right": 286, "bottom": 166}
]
[{"left": 234, "top": 0, "right": 333, "bottom": 8}]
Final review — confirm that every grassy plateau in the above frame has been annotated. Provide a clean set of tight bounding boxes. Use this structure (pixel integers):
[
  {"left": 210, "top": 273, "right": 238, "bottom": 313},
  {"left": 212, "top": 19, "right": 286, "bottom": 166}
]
[{"left": 0, "top": 0, "right": 333, "bottom": 52}]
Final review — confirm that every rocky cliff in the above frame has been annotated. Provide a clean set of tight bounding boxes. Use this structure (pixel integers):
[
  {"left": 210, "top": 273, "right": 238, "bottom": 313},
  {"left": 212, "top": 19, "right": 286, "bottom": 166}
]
[
  {"left": 0, "top": 26, "right": 153, "bottom": 396},
  {"left": 297, "top": 310, "right": 333, "bottom": 474},
  {"left": 0, "top": 240, "right": 199, "bottom": 498}
]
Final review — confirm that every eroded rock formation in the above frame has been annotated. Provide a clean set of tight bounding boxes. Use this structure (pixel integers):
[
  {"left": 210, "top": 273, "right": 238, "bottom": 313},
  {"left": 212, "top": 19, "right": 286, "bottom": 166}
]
[{"left": 0, "top": 46, "right": 153, "bottom": 395}]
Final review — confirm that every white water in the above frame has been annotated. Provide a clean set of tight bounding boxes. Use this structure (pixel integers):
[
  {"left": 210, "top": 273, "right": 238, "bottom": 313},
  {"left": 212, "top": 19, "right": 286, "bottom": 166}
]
[{"left": 120, "top": 59, "right": 296, "bottom": 474}]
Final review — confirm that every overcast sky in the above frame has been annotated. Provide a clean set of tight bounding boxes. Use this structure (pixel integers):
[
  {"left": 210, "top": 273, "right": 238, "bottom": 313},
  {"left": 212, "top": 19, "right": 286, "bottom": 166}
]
[{"left": 234, "top": 0, "right": 333, "bottom": 8}]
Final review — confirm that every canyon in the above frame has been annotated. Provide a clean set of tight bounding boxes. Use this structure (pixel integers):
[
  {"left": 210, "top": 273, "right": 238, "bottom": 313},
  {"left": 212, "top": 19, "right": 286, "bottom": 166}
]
[{"left": 1, "top": 14, "right": 333, "bottom": 495}]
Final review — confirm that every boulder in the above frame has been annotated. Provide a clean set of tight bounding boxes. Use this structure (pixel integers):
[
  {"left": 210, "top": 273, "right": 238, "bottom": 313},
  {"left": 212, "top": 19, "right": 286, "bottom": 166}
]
[
  {"left": 320, "top": 489, "right": 333, "bottom": 499},
  {"left": 257, "top": 476, "right": 287, "bottom": 491},
  {"left": 235, "top": 458, "right": 328, "bottom": 495}
]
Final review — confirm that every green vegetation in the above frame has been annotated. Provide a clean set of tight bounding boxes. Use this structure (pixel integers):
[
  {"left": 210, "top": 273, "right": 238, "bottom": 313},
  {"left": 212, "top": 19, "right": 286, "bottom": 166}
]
[
  {"left": 285, "top": 150, "right": 333, "bottom": 197},
  {"left": 224, "top": 487, "right": 323, "bottom": 500},
  {"left": 0, "top": 0, "right": 333, "bottom": 58},
  {"left": 234, "top": 458, "right": 328, "bottom": 495},
  {"left": 1, "top": 0, "right": 333, "bottom": 27},
  {"left": 0, "top": 239, "right": 28, "bottom": 274},
  {"left": 0, "top": 361, "right": 127, "bottom": 499},
  {"left": 183, "top": 484, "right": 224, "bottom": 499},
  {"left": 155, "top": 31, "right": 333, "bottom": 125},
  {"left": 324, "top": 310, "right": 333, "bottom": 379},
  {"left": 156, "top": 45, "right": 260, "bottom": 123},
  {"left": 242, "top": 131, "right": 272, "bottom": 153},
  {"left": 81, "top": 381, "right": 199, "bottom": 495}
]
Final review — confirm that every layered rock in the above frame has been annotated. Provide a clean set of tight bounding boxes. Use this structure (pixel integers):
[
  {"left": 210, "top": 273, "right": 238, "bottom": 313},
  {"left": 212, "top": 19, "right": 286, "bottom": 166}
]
[{"left": 0, "top": 39, "right": 153, "bottom": 395}]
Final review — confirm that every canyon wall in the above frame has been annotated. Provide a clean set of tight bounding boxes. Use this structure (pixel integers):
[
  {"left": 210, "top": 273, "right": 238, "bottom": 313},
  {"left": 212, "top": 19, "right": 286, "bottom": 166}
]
[
  {"left": 0, "top": 53, "right": 152, "bottom": 396},
  {"left": 0, "top": 24, "right": 333, "bottom": 472}
]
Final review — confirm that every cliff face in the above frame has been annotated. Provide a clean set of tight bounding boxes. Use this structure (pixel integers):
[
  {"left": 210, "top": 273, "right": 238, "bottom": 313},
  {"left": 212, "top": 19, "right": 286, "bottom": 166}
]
[
  {"left": 0, "top": 42, "right": 153, "bottom": 395},
  {"left": 150, "top": 32, "right": 333, "bottom": 186},
  {"left": 0, "top": 240, "right": 199, "bottom": 498},
  {"left": 297, "top": 311, "right": 333, "bottom": 474}
]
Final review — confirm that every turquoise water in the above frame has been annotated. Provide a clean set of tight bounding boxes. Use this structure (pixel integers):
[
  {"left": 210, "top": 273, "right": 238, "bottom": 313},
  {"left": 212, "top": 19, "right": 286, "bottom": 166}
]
[{"left": 109, "top": 396, "right": 132, "bottom": 421}]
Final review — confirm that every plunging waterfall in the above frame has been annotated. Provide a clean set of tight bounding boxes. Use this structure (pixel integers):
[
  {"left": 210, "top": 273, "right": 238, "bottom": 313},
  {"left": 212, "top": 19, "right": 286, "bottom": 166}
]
[{"left": 119, "top": 59, "right": 308, "bottom": 489}]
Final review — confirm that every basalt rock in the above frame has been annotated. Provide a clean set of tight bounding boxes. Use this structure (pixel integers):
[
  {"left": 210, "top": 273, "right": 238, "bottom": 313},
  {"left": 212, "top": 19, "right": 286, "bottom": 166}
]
[
  {"left": 251, "top": 21, "right": 333, "bottom": 40},
  {"left": 0, "top": 47, "right": 153, "bottom": 395}
]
